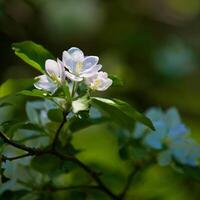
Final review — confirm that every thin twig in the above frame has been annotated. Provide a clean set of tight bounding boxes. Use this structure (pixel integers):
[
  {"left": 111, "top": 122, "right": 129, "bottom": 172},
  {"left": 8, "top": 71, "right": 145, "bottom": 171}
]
[
  {"left": 0, "top": 132, "right": 41, "bottom": 154},
  {"left": 1, "top": 153, "right": 33, "bottom": 161},
  {"left": 0, "top": 127, "right": 121, "bottom": 200},
  {"left": 118, "top": 166, "right": 141, "bottom": 200},
  {"left": 52, "top": 112, "right": 68, "bottom": 150},
  {"left": 52, "top": 150, "right": 119, "bottom": 200}
]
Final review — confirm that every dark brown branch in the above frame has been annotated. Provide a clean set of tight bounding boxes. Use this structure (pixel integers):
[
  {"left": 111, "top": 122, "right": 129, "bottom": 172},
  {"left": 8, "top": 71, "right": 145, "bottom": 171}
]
[
  {"left": 0, "top": 132, "right": 41, "bottom": 154},
  {"left": 52, "top": 112, "right": 68, "bottom": 150},
  {"left": 0, "top": 124, "right": 122, "bottom": 200},
  {"left": 0, "top": 131, "right": 120, "bottom": 200},
  {"left": 51, "top": 150, "right": 120, "bottom": 200},
  {"left": 118, "top": 166, "right": 141, "bottom": 200},
  {"left": 1, "top": 153, "right": 32, "bottom": 161}
]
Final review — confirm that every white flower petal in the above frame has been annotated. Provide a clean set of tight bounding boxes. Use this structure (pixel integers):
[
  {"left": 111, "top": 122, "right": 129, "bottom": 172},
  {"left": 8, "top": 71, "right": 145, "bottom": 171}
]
[
  {"left": 98, "top": 71, "right": 108, "bottom": 78},
  {"left": 62, "top": 50, "right": 75, "bottom": 72},
  {"left": 85, "top": 71, "right": 112, "bottom": 91},
  {"left": 83, "top": 56, "right": 99, "bottom": 71},
  {"left": 65, "top": 71, "right": 83, "bottom": 82},
  {"left": 81, "top": 65, "right": 102, "bottom": 78},
  {"left": 68, "top": 47, "right": 84, "bottom": 62},
  {"left": 45, "top": 59, "right": 60, "bottom": 78},
  {"left": 97, "top": 78, "right": 113, "bottom": 91},
  {"left": 34, "top": 75, "right": 57, "bottom": 93},
  {"left": 57, "top": 58, "right": 66, "bottom": 83}
]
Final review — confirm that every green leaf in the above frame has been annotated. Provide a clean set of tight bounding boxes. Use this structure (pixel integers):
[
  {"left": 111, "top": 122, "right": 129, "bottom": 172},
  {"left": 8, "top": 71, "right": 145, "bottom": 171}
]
[
  {"left": 18, "top": 89, "right": 49, "bottom": 98},
  {"left": 91, "top": 97, "right": 155, "bottom": 131},
  {"left": 0, "top": 79, "right": 34, "bottom": 98},
  {"left": 67, "top": 115, "right": 108, "bottom": 133},
  {"left": 12, "top": 41, "right": 54, "bottom": 73},
  {"left": 62, "top": 83, "right": 71, "bottom": 100},
  {"left": 0, "top": 103, "right": 12, "bottom": 108},
  {"left": 31, "top": 154, "right": 61, "bottom": 173},
  {"left": 109, "top": 74, "right": 124, "bottom": 87},
  {"left": 48, "top": 108, "right": 64, "bottom": 122},
  {"left": 7, "top": 122, "right": 45, "bottom": 135},
  {"left": 72, "top": 95, "right": 90, "bottom": 113}
]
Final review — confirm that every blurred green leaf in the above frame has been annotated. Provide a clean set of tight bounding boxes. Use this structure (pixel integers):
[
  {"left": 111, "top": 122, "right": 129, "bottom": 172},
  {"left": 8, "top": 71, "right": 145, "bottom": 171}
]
[
  {"left": 0, "top": 103, "right": 12, "bottom": 108},
  {"left": 62, "top": 83, "right": 71, "bottom": 100},
  {"left": 31, "top": 154, "right": 61, "bottom": 173},
  {"left": 0, "top": 79, "right": 34, "bottom": 98},
  {"left": 48, "top": 108, "right": 64, "bottom": 122},
  {"left": 91, "top": 97, "right": 154, "bottom": 131},
  {"left": 18, "top": 89, "right": 49, "bottom": 98},
  {"left": 12, "top": 41, "right": 54, "bottom": 73},
  {"left": 67, "top": 115, "right": 108, "bottom": 133},
  {"left": 7, "top": 122, "right": 45, "bottom": 135},
  {"left": 109, "top": 74, "right": 124, "bottom": 87}
]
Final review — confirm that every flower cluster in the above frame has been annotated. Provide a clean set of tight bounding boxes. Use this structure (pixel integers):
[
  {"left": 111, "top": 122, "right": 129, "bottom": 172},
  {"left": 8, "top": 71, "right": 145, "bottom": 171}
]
[
  {"left": 134, "top": 107, "right": 200, "bottom": 166},
  {"left": 34, "top": 47, "right": 112, "bottom": 94}
]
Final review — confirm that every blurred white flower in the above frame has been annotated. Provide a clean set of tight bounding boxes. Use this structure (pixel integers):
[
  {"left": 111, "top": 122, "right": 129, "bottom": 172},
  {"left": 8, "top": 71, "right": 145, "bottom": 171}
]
[
  {"left": 34, "top": 59, "right": 65, "bottom": 93},
  {"left": 85, "top": 71, "right": 112, "bottom": 91},
  {"left": 62, "top": 47, "right": 101, "bottom": 82}
]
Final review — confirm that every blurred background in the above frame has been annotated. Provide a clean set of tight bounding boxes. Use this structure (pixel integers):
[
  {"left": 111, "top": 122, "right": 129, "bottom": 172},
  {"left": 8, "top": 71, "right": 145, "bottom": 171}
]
[{"left": 1, "top": 0, "right": 200, "bottom": 199}]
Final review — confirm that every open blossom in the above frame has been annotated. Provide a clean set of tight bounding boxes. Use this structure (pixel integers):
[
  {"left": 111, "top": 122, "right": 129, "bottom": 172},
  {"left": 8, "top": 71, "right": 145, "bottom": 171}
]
[
  {"left": 134, "top": 107, "right": 200, "bottom": 166},
  {"left": 34, "top": 59, "right": 65, "bottom": 94},
  {"left": 62, "top": 47, "right": 102, "bottom": 82},
  {"left": 85, "top": 71, "right": 113, "bottom": 91}
]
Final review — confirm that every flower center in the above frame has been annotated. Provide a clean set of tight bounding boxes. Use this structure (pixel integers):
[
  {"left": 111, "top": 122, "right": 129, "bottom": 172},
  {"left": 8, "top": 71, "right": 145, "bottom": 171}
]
[
  {"left": 49, "top": 73, "right": 61, "bottom": 85},
  {"left": 91, "top": 79, "right": 101, "bottom": 90},
  {"left": 76, "top": 62, "right": 83, "bottom": 74}
]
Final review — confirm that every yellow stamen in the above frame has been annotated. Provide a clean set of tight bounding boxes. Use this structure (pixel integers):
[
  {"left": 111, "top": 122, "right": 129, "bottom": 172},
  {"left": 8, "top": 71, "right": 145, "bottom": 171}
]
[
  {"left": 76, "top": 62, "right": 83, "bottom": 74},
  {"left": 91, "top": 79, "right": 101, "bottom": 90}
]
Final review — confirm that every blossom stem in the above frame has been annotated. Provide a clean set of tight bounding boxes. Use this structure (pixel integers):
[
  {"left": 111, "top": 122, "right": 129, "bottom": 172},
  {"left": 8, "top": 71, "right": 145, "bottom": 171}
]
[
  {"left": 118, "top": 165, "right": 141, "bottom": 199},
  {"left": 51, "top": 111, "right": 68, "bottom": 150},
  {"left": 71, "top": 81, "right": 77, "bottom": 98}
]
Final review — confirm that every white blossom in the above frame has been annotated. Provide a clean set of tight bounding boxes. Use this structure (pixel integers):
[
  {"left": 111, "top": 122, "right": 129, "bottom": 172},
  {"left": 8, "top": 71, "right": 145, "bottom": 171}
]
[
  {"left": 34, "top": 59, "right": 65, "bottom": 94},
  {"left": 85, "top": 71, "right": 112, "bottom": 91},
  {"left": 62, "top": 47, "right": 101, "bottom": 82}
]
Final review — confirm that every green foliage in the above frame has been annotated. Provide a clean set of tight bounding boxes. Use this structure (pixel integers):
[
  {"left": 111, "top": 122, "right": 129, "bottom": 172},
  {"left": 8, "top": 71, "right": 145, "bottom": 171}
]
[
  {"left": 48, "top": 109, "right": 64, "bottom": 122},
  {"left": 31, "top": 154, "right": 61, "bottom": 173},
  {"left": 66, "top": 113, "right": 108, "bottom": 134},
  {"left": 91, "top": 97, "right": 154, "bottom": 131},
  {"left": 109, "top": 74, "right": 124, "bottom": 87},
  {"left": 0, "top": 79, "right": 34, "bottom": 98},
  {"left": 18, "top": 89, "right": 49, "bottom": 98},
  {"left": 12, "top": 41, "right": 54, "bottom": 73}
]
